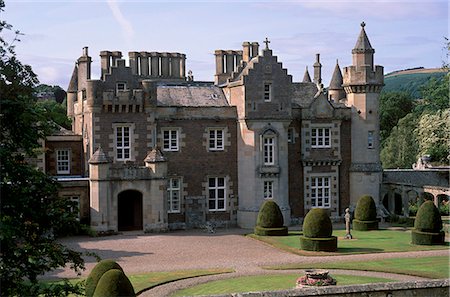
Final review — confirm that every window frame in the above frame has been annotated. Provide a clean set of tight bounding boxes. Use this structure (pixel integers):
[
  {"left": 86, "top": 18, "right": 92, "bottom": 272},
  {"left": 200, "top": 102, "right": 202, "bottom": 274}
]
[
  {"left": 263, "top": 83, "right": 272, "bottom": 102},
  {"left": 116, "top": 81, "right": 127, "bottom": 93},
  {"left": 311, "top": 127, "right": 331, "bottom": 148},
  {"left": 162, "top": 129, "right": 179, "bottom": 151},
  {"left": 167, "top": 177, "right": 181, "bottom": 213},
  {"left": 310, "top": 176, "right": 331, "bottom": 208},
  {"left": 115, "top": 125, "right": 131, "bottom": 161},
  {"left": 56, "top": 149, "right": 70, "bottom": 175},
  {"left": 208, "top": 177, "right": 226, "bottom": 211},
  {"left": 208, "top": 128, "right": 224, "bottom": 151},
  {"left": 263, "top": 135, "right": 275, "bottom": 165},
  {"left": 263, "top": 180, "right": 274, "bottom": 199},
  {"left": 368, "top": 130, "right": 374, "bottom": 149},
  {"left": 287, "top": 127, "right": 295, "bottom": 144}
]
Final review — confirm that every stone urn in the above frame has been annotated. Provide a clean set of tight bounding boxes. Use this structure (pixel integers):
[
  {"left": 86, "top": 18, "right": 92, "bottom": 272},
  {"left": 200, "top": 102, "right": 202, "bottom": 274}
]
[{"left": 296, "top": 269, "right": 337, "bottom": 288}]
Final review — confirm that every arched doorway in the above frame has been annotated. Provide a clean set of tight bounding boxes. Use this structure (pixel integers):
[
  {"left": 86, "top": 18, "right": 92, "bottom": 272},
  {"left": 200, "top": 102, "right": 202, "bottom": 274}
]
[{"left": 118, "top": 190, "right": 143, "bottom": 231}]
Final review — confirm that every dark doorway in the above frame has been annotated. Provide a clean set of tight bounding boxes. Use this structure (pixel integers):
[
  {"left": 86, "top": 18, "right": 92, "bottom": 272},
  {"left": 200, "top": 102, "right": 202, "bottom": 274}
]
[
  {"left": 394, "top": 193, "right": 403, "bottom": 215},
  {"left": 118, "top": 190, "right": 143, "bottom": 231}
]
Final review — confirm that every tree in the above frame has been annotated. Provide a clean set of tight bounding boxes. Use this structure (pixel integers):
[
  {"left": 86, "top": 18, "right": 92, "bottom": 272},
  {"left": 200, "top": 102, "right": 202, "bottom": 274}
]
[
  {"left": 379, "top": 91, "right": 414, "bottom": 143},
  {"left": 416, "top": 73, "right": 449, "bottom": 113},
  {"left": 36, "top": 99, "right": 71, "bottom": 129},
  {"left": 0, "top": 1, "right": 85, "bottom": 295}
]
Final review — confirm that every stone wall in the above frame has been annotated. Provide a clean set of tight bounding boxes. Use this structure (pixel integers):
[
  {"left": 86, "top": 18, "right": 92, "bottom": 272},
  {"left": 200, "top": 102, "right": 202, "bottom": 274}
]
[{"left": 210, "top": 279, "right": 449, "bottom": 297}]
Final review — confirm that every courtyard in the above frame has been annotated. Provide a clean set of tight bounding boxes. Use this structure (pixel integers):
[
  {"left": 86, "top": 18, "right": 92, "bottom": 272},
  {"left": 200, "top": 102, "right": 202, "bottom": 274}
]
[{"left": 46, "top": 225, "right": 449, "bottom": 296}]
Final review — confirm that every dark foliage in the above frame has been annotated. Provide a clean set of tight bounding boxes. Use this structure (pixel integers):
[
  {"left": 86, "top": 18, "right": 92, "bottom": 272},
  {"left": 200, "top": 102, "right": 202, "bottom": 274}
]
[
  {"left": 302, "top": 208, "right": 333, "bottom": 238},
  {"left": 86, "top": 260, "right": 124, "bottom": 297},
  {"left": 92, "top": 269, "right": 135, "bottom": 297}
]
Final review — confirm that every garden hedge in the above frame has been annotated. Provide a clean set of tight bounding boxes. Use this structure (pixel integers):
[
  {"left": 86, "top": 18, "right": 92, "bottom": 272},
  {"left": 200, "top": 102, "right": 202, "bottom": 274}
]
[
  {"left": 300, "top": 208, "right": 337, "bottom": 252},
  {"left": 412, "top": 201, "right": 444, "bottom": 245},
  {"left": 353, "top": 195, "right": 378, "bottom": 231},
  {"left": 254, "top": 200, "right": 288, "bottom": 236},
  {"left": 86, "top": 259, "right": 124, "bottom": 297},
  {"left": 93, "top": 269, "right": 135, "bottom": 297}
]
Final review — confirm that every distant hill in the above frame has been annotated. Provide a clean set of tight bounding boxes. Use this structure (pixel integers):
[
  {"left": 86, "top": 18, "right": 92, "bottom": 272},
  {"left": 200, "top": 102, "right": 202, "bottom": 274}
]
[{"left": 383, "top": 68, "right": 447, "bottom": 99}]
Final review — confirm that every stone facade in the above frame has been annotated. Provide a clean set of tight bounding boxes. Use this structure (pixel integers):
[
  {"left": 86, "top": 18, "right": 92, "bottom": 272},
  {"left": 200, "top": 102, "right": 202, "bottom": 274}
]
[{"left": 44, "top": 23, "right": 384, "bottom": 232}]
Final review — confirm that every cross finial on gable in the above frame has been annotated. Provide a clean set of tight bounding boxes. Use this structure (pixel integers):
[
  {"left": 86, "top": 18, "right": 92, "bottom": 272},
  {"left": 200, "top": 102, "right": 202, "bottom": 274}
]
[
  {"left": 361, "top": 21, "right": 366, "bottom": 28},
  {"left": 264, "top": 37, "right": 270, "bottom": 50}
]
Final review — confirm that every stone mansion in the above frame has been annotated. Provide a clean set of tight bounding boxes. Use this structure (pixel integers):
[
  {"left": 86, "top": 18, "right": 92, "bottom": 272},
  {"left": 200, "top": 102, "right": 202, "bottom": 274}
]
[{"left": 43, "top": 23, "right": 384, "bottom": 232}]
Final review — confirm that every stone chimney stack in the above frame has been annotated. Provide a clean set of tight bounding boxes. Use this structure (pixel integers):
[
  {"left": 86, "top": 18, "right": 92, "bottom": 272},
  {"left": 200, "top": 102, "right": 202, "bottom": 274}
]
[
  {"left": 313, "top": 53, "right": 322, "bottom": 84},
  {"left": 77, "top": 46, "right": 92, "bottom": 90}
]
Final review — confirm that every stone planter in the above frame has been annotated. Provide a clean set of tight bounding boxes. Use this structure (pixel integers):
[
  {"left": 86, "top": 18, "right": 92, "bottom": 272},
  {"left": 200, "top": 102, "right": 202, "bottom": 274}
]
[{"left": 296, "top": 269, "right": 336, "bottom": 288}]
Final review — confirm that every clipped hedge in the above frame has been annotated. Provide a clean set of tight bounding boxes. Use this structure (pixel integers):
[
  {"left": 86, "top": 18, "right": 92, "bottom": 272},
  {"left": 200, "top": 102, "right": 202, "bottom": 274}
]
[
  {"left": 299, "top": 235, "right": 338, "bottom": 252},
  {"left": 412, "top": 201, "right": 444, "bottom": 245},
  {"left": 303, "top": 208, "right": 332, "bottom": 238},
  {"left": 86, "top": 260, "right": 124, "bottom": 297},
  {"left": 93, "top": 269, "right": 135, "bottom": 297},
  {"left": 254, "top": 200, "right": 288, "bottom": 236},
  {"left": 353, "top": 195, "right": 378, "bottom": 231},
  {"left": 300, "top": 208, "right": 337, "bottom": 252}
]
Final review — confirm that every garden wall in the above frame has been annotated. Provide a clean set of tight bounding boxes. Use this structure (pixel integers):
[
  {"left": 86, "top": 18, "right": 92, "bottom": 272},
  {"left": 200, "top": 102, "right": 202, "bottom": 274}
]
[{"left": 212, "top": 279, "right": 449, "bottom": 297}]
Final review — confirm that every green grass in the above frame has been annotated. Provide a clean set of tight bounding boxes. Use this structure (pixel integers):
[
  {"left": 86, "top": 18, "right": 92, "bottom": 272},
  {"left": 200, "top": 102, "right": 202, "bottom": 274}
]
[
  {"left": 172, "top": 274, "right": 394, "bottom": 296},
  {"left": 128, "top": 268, "right": 233, "bottom": 294},
  {"left": 265, "top": 256, "right": 449, "bottom": 279},
  {"left": 248, "top": 229, "right": 449, "bottom": 256}
]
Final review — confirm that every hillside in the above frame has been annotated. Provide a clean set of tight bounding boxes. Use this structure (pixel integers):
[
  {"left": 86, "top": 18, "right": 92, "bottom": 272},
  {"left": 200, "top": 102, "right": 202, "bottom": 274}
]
[{"left": 383, "top": 68, "right": 447, "bottom": 99}]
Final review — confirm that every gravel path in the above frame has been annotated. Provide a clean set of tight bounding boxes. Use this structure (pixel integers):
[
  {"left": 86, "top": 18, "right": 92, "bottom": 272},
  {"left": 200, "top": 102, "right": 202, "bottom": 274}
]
[{"left": 45, "top": 228, "right": 449, "bottom": 296}]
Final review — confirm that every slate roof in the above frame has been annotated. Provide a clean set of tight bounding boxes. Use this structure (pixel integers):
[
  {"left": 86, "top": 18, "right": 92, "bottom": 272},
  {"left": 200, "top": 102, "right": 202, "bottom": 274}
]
[
  {"left": 329, "top": 62, "right": 343, "bottom": 90},
  {"left": 89, "top": 147, "right": 111, "bottom": 164},
  {"left": 353, "top": 22, "right": 374, "bottom": 53},
  {"left": 291, "top": 82, "right": 319, "bottom": 108},
  {"left": 383, "top": 170, "right": 450, "bottom": 188},
  {"left": 67, "top": 64, "right": 78, "bottom": 92},
  {"left": 144, "top": 148, "right": 167, "bottom": 163},
  {"left": 302, "top": 67, "right": 312, "bottom": 83},
  {"left": 156, "top": 84, "right": 229, "bottom": 107}
]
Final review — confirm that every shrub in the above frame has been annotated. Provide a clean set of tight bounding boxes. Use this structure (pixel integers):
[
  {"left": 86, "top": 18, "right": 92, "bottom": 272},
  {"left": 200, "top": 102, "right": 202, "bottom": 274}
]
[
  {"left": 408, "top": 203, "right": 418, "bottom": 216},
  {"left": 414, "top": 201, "right": 442, "bottom": 233},
  {"left": 354, "top": 195, "right": 377, "bottom": 221},
  {"left": 439, "top": 203, "right": 449, "bottom": 216},
  {"left": 256, "top": 200, "right": 284, "bottom": 228},
  {"left": 85, "top": 260, "right": 123, "bottom": 297},
  {"left": 302, "top": 208, "right": 332, "bottom": 238},
  {"left": 93, "top": 269, "right": 135, "bottom": 297}
]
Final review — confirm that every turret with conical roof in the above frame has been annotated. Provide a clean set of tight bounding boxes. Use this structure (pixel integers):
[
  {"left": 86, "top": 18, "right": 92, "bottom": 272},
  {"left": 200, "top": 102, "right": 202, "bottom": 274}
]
[
  {"left": 302, "top": 66, "right": 312, "bottom": 83},
  {"left": 67, "top": 64, "right": 78, "bottom": 119},
  {"left": 352, "top": 21, "right": 375, "bottom": 67},
  {"left": 328, "top": 60, "right": 345, "bottom": 102}
]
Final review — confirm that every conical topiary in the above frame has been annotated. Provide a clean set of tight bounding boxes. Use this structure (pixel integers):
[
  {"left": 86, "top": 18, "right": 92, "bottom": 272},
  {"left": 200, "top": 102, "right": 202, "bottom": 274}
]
[
  {"left": 254, "top": 200, "right": 288, "bottom": 236},
  {"left": 353, "top": 195, "right": 378, "bottom": 231},
  {"left": 300, "top": 208, "right": 337, "bottom": 252},
  {"left": 85, "top": 260, "right": 124, "bottom": 297},
  {"left": 93, "top": 269, "right": 135, "bottom": 297},
  {"left": 412, "top": 201, "right": 444, "bottom": 245}
]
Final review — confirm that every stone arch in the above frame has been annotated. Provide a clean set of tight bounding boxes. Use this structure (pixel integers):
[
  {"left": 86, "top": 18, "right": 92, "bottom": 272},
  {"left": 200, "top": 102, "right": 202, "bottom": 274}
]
[{"left": 118, "top": 189, "right": 143, "bottom": 231}]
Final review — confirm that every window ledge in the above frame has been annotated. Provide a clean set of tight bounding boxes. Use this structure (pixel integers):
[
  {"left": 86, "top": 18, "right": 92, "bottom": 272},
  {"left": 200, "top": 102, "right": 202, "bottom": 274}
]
[{"left": 259, "top": 165, "right": 280, "bottom": 176}]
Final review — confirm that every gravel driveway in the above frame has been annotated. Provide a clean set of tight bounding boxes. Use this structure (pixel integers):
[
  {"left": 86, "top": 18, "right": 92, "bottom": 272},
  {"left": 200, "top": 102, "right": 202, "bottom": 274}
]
[{"left": 46, "top": 228, "right": 448, "bottom": 296}]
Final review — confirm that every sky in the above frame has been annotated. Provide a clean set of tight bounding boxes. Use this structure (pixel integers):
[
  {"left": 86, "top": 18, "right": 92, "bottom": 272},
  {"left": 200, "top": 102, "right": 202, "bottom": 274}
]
[{"left": 3, "top": 0, "right": 449, "bottom": 89}]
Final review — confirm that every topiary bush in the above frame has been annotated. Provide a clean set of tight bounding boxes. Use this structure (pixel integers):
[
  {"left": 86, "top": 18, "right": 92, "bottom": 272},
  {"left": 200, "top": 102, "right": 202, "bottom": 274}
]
[
  {"left": 412, "top": 201, "right": 444, "bottom": 245},
  {"left": 85, "top": 260, "right": 124, "bottom": 297},
  {"left": 93, "top": 269, "right": 135, "bottom": 297},
  {"left": 353, "top": 195, "right": 378, "bottom": 231},
  {"left": 300, "top": 208, "right": 337, "bottom": 252},
  {"left": 254, "top": 200, "right": 288, "bottom": 236}
]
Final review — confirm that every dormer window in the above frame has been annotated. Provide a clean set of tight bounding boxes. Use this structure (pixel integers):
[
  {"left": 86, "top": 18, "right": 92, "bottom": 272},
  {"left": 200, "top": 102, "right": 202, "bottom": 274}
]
[
  {"left": 116, "top": 82, "right": 127, "bottom": 93},
  {"left": 264, "top": 83, "right": 272, "bottom": 102}
]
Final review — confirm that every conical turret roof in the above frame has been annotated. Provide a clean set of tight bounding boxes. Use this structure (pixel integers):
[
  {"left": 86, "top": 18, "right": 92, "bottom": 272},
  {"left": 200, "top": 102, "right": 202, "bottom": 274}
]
[
  {"left": 67, "top": 64, "right": 78, "bottom": 93},
  {"left": 352, "top": 22, "right": 374, "bottom": 54},
  {"left": 89, "top": 146, "right": 110, "bottom": 164},
  {"left": 302, "top": 67, "right": 312, "bottom": 83},
  {"left": 329, "top": 60, "right": 343, "bottom": 90},
  {"left": 144, "top": 147, "right": 167, "bottom": 163}
]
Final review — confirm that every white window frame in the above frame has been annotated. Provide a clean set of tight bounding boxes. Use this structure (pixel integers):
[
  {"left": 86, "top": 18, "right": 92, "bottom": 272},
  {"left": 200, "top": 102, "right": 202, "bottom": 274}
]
[
  {"left": 56, "top": 149, "right": 70, "bottom": 174},
  {"left": 167, "top": 178, "right": 181, "bottom": 213},
  {"left": 263, "top": 83, "right": 272, "bottom": 102},
  {"left": 368, "top": 130, "right": 374, "bottom": 149},
  {"left": 163, "top": 129, "right": 179, "bottom": 151},
  {"left": 311, "top": 176, "right": 331, "bottom": 208},
  {"left": 116, "top": 125, "right": 131, "bottom": 161},
  {"left": 208, "top": 177, "right": 226, "bottom": 211},
  {"left": 311, "top": 127, "right": 331, "bottom": 148},
  {"left": 264, "top": 181, "right": 274, "bottom": 199},
  {"left": 263, "top": 135, "right": 275, "bottom": 165},
  {"left": 209, "top": 128, "right": 224, "bottom": 151}
]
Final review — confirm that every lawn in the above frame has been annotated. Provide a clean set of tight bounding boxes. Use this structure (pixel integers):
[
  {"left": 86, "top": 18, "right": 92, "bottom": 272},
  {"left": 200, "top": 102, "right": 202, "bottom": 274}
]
[
  {"left": 264, "top": 256, "right": 449, "bottom": 279},
  {"left": 248, "top": 229, "right": 449, "bottom": 256},
  {"left": 172, "top": 274, "right": 394, "bottom": 296}
]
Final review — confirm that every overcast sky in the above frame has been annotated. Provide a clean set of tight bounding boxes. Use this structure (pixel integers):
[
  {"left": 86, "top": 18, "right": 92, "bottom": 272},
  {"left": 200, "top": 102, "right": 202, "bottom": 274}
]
[{"left": 3, "top": 0, "right": 448, "bottom": 88}]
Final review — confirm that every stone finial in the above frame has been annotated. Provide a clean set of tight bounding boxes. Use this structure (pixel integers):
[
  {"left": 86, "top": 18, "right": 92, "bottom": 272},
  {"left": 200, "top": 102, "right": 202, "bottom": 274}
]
[
  {"left": 264, "top": 37, "right": 271, "bottom": 50},
  {"left": 187, "top": 70, "right": 194, "bottom": 82},
  {"left": 89, "top": 146, "right": 110, "bottom": 164},
  {"left": 144, "top": 147, "right": 167, "bottom": 163},
  {"left": 361, "top": 21, "right": 366, "bottom": 28}
]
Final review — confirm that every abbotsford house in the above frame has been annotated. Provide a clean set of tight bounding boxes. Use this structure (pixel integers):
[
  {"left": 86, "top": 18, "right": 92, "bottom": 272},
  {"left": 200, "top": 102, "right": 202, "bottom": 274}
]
[{"left": 38, "top": 23, "right": 388, "bottom": 232}]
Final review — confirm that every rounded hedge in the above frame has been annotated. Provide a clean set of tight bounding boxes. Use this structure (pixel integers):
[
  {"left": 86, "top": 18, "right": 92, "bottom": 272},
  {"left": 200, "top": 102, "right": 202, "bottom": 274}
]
[
  {"left": 303, "top": 208, "right": 332, "bottom": 238},
  {"left": 354, "top": 195, "right": 377, "bottom": 221},
  {"left": 414, "top": 201, "right": 442, "bottom": 233},
  {"left": 86, "top": 260, "right": 124, "bottom": 297},
  {"left": 93, "top": 269, "right": 135, "bottom": 297},
  {"left": 299, "top": 235, "right": 337, "bottom": 252},
  {"left": 256, "top": 200, "right": 284, "bottom": 228}
]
